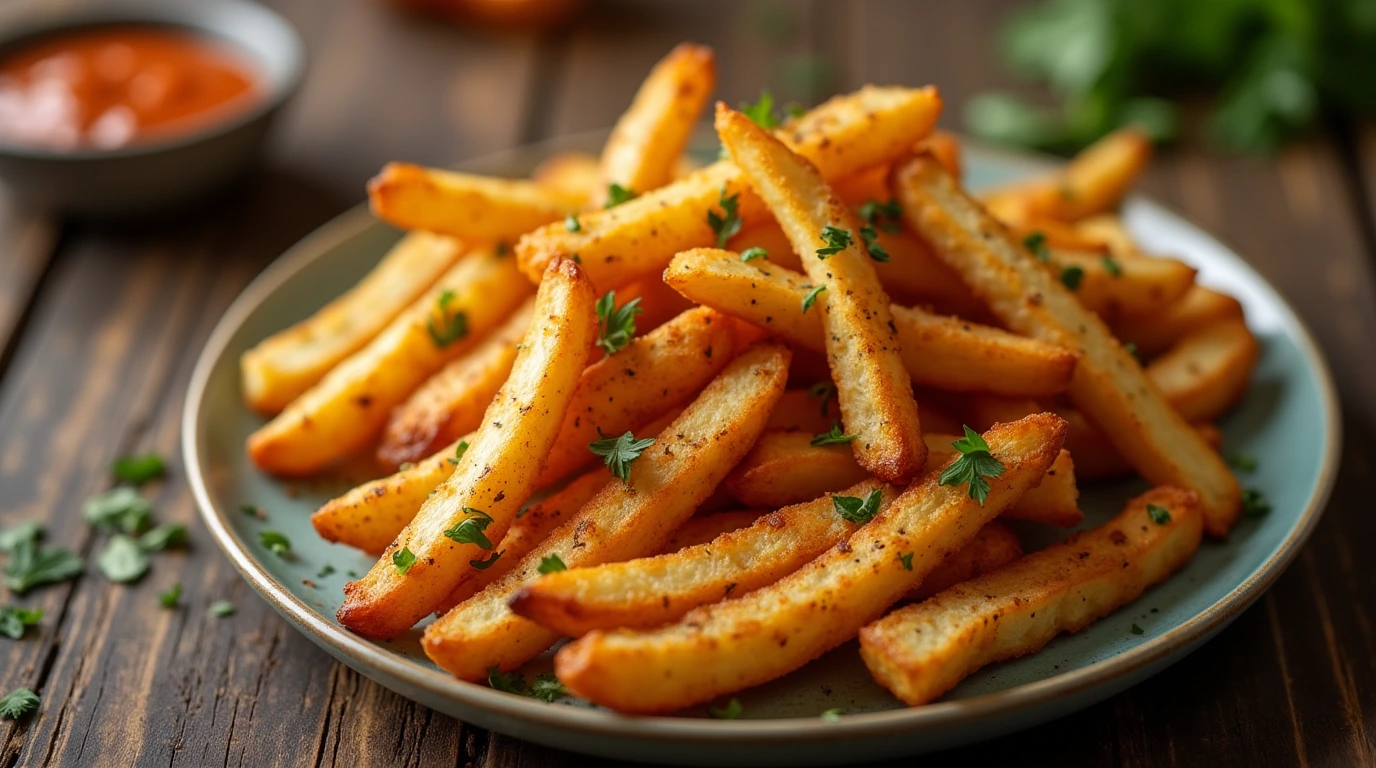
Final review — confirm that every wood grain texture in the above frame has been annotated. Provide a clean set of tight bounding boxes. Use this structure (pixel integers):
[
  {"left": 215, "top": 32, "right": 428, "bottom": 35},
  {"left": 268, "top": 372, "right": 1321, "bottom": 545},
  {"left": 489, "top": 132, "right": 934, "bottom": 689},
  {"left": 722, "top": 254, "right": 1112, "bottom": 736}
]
[{"left": 2, "top": 0, "right": 1375, "bottom": 766}]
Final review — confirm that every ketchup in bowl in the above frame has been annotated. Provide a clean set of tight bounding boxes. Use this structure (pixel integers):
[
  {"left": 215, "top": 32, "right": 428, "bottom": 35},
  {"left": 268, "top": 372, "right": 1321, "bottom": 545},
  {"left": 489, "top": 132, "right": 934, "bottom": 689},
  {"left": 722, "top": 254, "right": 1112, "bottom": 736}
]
[{"left": 0, "top": 26, "right": 260, "bottom": 151}]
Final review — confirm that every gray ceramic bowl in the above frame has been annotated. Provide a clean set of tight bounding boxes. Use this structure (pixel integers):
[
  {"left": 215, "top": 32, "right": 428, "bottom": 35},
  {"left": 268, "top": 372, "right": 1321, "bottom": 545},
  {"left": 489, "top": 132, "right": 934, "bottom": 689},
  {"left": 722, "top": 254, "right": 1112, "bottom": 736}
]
[{"left": 0, "top": 0, "right": 304, "bottom": 215}]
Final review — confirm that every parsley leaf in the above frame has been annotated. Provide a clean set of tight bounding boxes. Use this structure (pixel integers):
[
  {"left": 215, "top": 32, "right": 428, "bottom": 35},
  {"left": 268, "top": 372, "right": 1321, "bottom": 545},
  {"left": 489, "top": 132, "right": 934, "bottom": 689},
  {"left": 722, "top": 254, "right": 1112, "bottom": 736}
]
[
  {"left": 859, "top": 225, "right": 889, "bottom": 262},
  {"left": 448, "top": 440, "right": 470, "bottom": 466},
  {"left": 159, "top": 583, "right": 182, "bottom": 608},
  {"left": 531, "top": 673, "right": 569, "bottom": 702},
  {"left": 82, "top": 487, "right": 152, "bottom": 535},
  {"left": 0, "top": 606, "right": 42, "bottom": 640},
  {"left": 740, "top": 246, "right": 768, "bottom": 262},
  {"left": 740, "top": 89, "right": 780, "bottom": 129},
  {"left": 392, "top": 547, "right": 417, "bottom": 575},
  {"left": 1023, "top": 231, "right": 1050, "bottom": 262},
  {"left": 832, "top": 488, "right": 884, "bottom": 524},
  {"left": 1131, "top": 622, "right": 1145, "bottom": 635},
  {"left": 588, "top": 430, "right": 655, "bottom": 483},
  {"left": 444, "top": 508, "right": 495, "bottom": 550},
  {"left": 1124, "top": 342, "right": 1141, "bottom": 362},
  {"left": 605, "top": 183, "right": 638, "bottom": 208},
  {"left": 0, "top": 521, "right": 40, "bottom": 554},
  {"left": 595, "top": 291, "right": 644, "bottom": 356},
  {"left": 815, "top": 226, "right": 852, "bottom": 259},
  {"left": 240, "top": 504, "right": 266, "bottom": 520},
  {"left": 820, "top": 708, "right": 843, "bottom": 722},
  {"left": 97, "top": 535, "right": 149, "bottom": 583},
  {"left": 898, "top": 552, "right": 914, "bottom": 571},
  {"left": 317, "top": 564, "right": 336, "bottom": 579},
  {"left": 1146, "top": 504, "right": 1172, "bottom": 525},
  {"left": 1102, "top": 255, "right": 1123, "bottom": 277},
  {"left": 488, "top": 666, "right": 527, "bottom": 694},
  {"left": 708, "top": 697, "right": 743, "bottom": 719},
  {"left": 786, "top": 102, "right": 807, "bottom": 119},
  {"left": 801, "top": 284, "right": 827, "bottom": 313},
  {"left": 111, "top": 453, "right": 166, "bottom": 485},
  {"left": 1060, "top": 265, "right": 1085, "bottom": 290},
  {"left": 565, "top": 214, "right": 581, "bottom": 232},
  {"left": 811, "top": 421, "right": 856, "bottom": 447},
  {"left": 807, "top": 381, "right": 833, "bottom": 416},
  {"left": 139, "top": 523, "right": 187, "bottom": 552},
  {"left": 470, "top": 551, "right": 503, "bottom": 570},
  {"left": 0, "top": 687, "right": 39, "bottom": 720},
  {"left": 858, "top": 198, "right": 903, "bottom": 234},
  {"left": 707, "top": 185, "right": 743, "bottom": 248},
  {"left": 426, "top": 290, "right": 468, "bottom": 348},
  {"left": 208, "top": 600, "right": 235, "bottom": 617},
  {"left": 1243, "top": 488, "right": 1271, "bottom": 518},
  {"left": 538, "top": 554, "right": 567, "bottom": 574},
  {"left": 1229, "top": 454, "right": 1258, "bottom": 473},
  {"left": 2, "top": 527, "right": 83, "bottom": 595},
  {"left": 259, "top": 530, "right": 292, "bottom": 558},
  {"left": 938, "top": 425, "right": 1006, "bottom": 506}
]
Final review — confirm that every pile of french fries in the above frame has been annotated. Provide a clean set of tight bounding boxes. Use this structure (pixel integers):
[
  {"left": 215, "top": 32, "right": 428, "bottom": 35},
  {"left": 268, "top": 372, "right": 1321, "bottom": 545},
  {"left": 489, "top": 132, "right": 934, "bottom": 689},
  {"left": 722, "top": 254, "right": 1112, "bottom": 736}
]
[{"left": 240, "top": 42, "right": 1259, "bottom": 714}]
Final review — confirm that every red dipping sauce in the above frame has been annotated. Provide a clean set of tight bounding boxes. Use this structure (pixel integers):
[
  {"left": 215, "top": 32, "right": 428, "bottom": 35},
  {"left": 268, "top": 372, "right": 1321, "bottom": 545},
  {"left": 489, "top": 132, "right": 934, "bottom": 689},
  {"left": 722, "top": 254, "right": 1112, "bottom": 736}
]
[{"left": 0, "top": 26, "right": 260, "bottom": 151}]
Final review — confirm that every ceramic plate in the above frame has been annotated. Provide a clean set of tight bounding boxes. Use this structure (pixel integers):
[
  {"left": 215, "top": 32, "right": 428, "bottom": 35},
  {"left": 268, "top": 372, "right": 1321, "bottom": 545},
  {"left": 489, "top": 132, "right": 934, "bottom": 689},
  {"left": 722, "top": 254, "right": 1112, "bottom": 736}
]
[{"left": 183, "top": 135, "right": 1340, "bottom": 766}]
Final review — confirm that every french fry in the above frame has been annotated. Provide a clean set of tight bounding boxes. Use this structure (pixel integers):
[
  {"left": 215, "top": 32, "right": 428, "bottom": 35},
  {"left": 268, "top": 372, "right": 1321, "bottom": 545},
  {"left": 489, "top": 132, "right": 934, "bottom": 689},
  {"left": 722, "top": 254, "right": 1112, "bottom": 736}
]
[
  {"left": 532, "top": 151, "right": 602, "bottom": 205},
  {"left": 1010, "top": 217, "right": 1111, "bottom": 253},
  {"left": 1147, "top": 318, "right": 1259, "bottom": 422},
  {"left": 240, "top": 232, "right": 466, "bottom": 415},
  {"left": 596, "top": 43, "right": 716, "bottom": 206},
  {"left": 421, "top": 343, "right": 792, "bottom": 680},
  {"left": 981, "top": 129, "right": 1153, "bottom": 224},
  {"left": 908, "top": 521, "right": 1022, "bottom": 601},
  {"left": 894, "top": 154, "right": 1240, "bottom": 536},
  {"left": 1047, "top": 247, "right": 1196, "bottom": 319},
  {"left": 614, "top": 274, "right": 698, "bottom": 335},
  {"left": 516, "top": 86, "right": 943, "bottom": 289},
  {"left": 661, "top": 510, "right": 763, "bottom": 551},
  {"left": 368, "top": 162, "right": 584, "bottom": 241},
  {"left": 765, "top": 388, "right": 840, "bottom": 433},
  {"left": 920, "top": 130, "right": 962, "bottom": 182},
  {"left": 337, "top": 259, "right": 597, "bottom": 638},
  {"left": 830, "top": 130, "right": 961, "bottom": 208},
  {"left": 1074, "top": 213, "right": 1141, "bottom": 256},
  {"left": 665, "top": 248, "right": 1078, "bottom": 398},
  {"left": 860, "top": 486, "right": 1202, "bottom": 705},
  {"left": 247, "top": 246, "right": 532, "bottom": 477},
  {"left": 997, "top": 449, "right": 1082, "bottom": 527},
  {"left": 717, "top": 104, "right": 926, "bottom": 481},
  {"left": 1113, "top": 285, "right": 1245, "bottom": 358},
  {"left": 554, "top": 414, "right": 1066, "bottom": 713},
  {"left": 312, "top": 307, "right": 736, "bottom": 553},
  {"left": 377, "top": 299, "right": 533, "bottom": 468}
]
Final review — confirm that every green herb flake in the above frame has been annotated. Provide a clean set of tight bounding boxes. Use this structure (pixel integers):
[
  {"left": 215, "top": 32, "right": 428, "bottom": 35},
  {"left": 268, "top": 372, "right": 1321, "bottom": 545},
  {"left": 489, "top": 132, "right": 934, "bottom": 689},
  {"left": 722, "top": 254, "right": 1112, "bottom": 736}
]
[
  {"left": 858, "top": 198, "right": 903, "bottom": 234},
  {"left": 531, "top": 673, "right": 569, "bottom": 702},
  {"left": 1243, "top": 488, "right": 1271, "bottom": 519},
  {"left": 317, "top": 564, "right": 336, "bottom": 579},
  {"left": 0, "top": 521, "right": 41, "bottom": 554},
  {"left": 820, "top": 708, "right": 843, "bottom": 722},
  {"left": 259, "top": 530, "right": 292, "bottom": 558},
  {"left": 1131, "top": 623, "right": 1145, "bottom": 635},
  {"left": 487, "top": 665, "right": 527, "bottom": 694},
  {"left": 2, "top": 528, "right": 83, "bottom": 595},
  {"left": 1102, "top": 255, "right": 1123, "bottom": 277},
  {"left": 1060, "top": 265, "right": 1085, "bottom": 290},
  {"left": 111, "top": 452, "right": 166, "bottom": 485},
  {"left": 426, "top": 289, "right": 468, "bottom": 348},
  {"left": 1023, "top": 232, "right": 1050, "bottom": 262},
  {"left": 740, "top": 246, "right": 768, "bottom": 262},
  {"left": 0, "top": 687, "right": 39, "bottom": 720},
  {"left": 208, "top": 600, "right": 235, "bottom": 618},
  {"left": 807, "top": 381, "right": 833, "bottom": 416},
  {"left": 392, "top": 547, "right": 417, "bottom": 575},
  {"left": 815, "top": 226, "right": 852, "bottom": 259},
  {"left": 0, "top": 605, "right": 42, "bottom": 640},
  {"left": 565, "top": 214, "right": 581, "bottom": 232},
  {"left": 139, "top": 523, "right": 187, "bottom": 552},
  {"left": 159, "top": 583, "right": 182, "bottom": 609},
  {"left": 708, "top": 697, "right": 744, "bottom": 720},
  {"left": 708, "top": 185, "right": 743, "bottom": 248},
  {"left": 538, "top": 553, "right": 567, "bottom": 574},
  {"left": 470, "top": 551, "right": 503, "bottom": 570},
  {"left": 444, "top": 508, "right": 495, "bottom": 550},
  {"left": 832, "top": 488, "right": 884, "bottom": 525},
  {"left": 801, "top": 284, "right": 827, "bottom": 313},
  {"left": 1124, "top": 342, "right": 1140, "bottom": 362},
  {"left": 859, "top": 225, "right": 890, "bottom": 262},
  {"left": 589, "top": 430, "right": 655, "bottom": 483},
  {"left": 448, "top": 440, "right": 470, "bottom": 466},
  {"left": 938, "top": 426, "right": 1006, "bottom": 506},
  {"left": 811, "top": 421, "right": 856, "bottom": 447},
  {"left": 595, "top": 290, "right": 644, "bottom": 356},
  {"left": 240, "top": 504, "right": 267, "bottom": 520},
  {"left": 1146, "top": 504, "right": 1172, "bottom": 525},
  {"left": 898, "top": 552, "right": 914, "bottom": 571},
  {"left": 740, "top": 89, "right": 780, "bottom": 129},
  {"left": 1229, "top": 454, "right": 1258, "bottom": 473},
  {"left": 605, "top": 183, "right": 638, "bottom": 208},
  {"left": 82, "top": 486, "right": 152, "bottom": 535}
]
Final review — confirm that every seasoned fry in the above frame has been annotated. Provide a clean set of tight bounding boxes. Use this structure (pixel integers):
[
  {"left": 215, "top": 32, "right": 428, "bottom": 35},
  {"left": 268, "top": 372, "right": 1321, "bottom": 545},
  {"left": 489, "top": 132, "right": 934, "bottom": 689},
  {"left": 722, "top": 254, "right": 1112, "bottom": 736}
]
[
  {"left": 247, "top": 246, "right": 532, "bottom": 477},
  {"left": 311, "top": 307, "right": 736, "bottom": 553},
  {"left": 516, "top": 86, "right": 943, "bottom": 289},
  {"left": 421, "top": 343, "right": 791, "bottom": 680},
  {"left": 908, "top": 521, "right": 1022, "bottom": 601},
  {"left": 765, "top": 388, "right": 840, "bottom": 433},
  {"left": 717, "top": 104, "right": 926, "bottom": 481},
  {"left": 554, "top": 414, "right": 1066, "bottom": 713},
  {"left": 532, "top": 151, "right": 602, "bottom": 204},
  {"left": 860, "top": 486, "right": 1202, "bottom": 705},
  {"left": 661, "top": 510, "right": 763, "bottom": 552},
  {"left": 377, "top": 299, "right": 533, "bottom": 468},
  {"left": 982, "top": 129, "right": 1152, "bottom": 224},
  {"left": 665, "top": 248, "right": 1078, "bottom": 397},
  {"left": 1047, "top": 247, "right": 1195, "bottom": 319},
  {"left": 337, "top": 259, "right": 597, "bottom": 638},
  {"left": 895, "top": 155, "right": 1240, "bottom": 536},
  {"left": 368, "top": 162, "right": 584, "bottom": 241},
  {"left": 920, "top": 130, "right": 962, "bottom": 182},
  {"left": 1113, "top": 285, "right": 1245, "bottom": 358},
  {"left": 597, "top": 43, "right": 715, "bottom": 206},
  {"left": 1010, "top": 217, "right": 1111, "bottom": 253},
  {"left": 241, "top": 232, "right": 466, "bottom": 415},
  {"left": 1147, "top": 318, "right": 1259, "bottom": 422}
]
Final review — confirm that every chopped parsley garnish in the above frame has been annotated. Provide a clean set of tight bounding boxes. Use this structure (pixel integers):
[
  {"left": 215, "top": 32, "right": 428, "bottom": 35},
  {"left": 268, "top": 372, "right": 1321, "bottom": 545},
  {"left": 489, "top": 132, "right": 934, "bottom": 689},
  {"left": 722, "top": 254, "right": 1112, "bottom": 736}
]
[
  {"left": 786, "top": 102, "right": 807, "bottom": 119},
  {"left": 807, "top": 381, "right": 834, "bottom": 416},
  {"left": 740, "top": 89, "right": 780, "bottom": 129},
  {"left": 1124, "top": 342, "right": 1141, "bottom": 362},
  {"left": 1131, "top": 623, "right": 1145, "bottom": 635},
  {"left": 0, "top": 521, "right": 40, "bottom": 553},
  {"left": 898, "top": 552, "right": 914, "bottom": 571},
  {"left": 565, "top": 214, "right": 581, "bottom": 232},
  {"left": 707, "top": 185, "right": 743, "bottom": 248},
  {"left": 538, "top": 553, "right": 567, "bottom": 574},
  {"left": 858, "top": 198, "right": 903, "bottom": 234},
  {"left": 2, "top": 523, "right": 83, "bottom": 595},
  {"left": 531, "top": 673, "right": 569, "bottom": 702},
  {"left": 240, "top": 504, "right": 267, "bottom": 520},
  {"left": 444, "top": 508, "right": 495, "bottom": 550},
  {"left": 740, "top": 246, "right": 768, "bottom": 262},
  {"left": 259, "top": 531, "right": 292, "bottom": 557},
  {"left": 1243, "top": 488, "right": 1271, "bottom": 518},
  {"left": 159, "top": 583, "right": 182, "bottom": 609},
  {"left": 1146, "top": 504, "right": 1172, "bottom": 525},
  {"left": 815, "top": 226, "right": 852, "bottom": 259},
  {"left": 1102, "top": 255, "right": 1123, "bottom": 277},
  {"left": 495, "top": 241, "right": 510, "bottom": 257},
  {"left": 392, "top": 547, "right": 417, "bottom": 575},
  {"left": 82, "top": 487, "right": 152, "bottom": 535},
  {"left": 111, "top": 452, "right": 166, "bottom": 485},
  {"left": 1060, "top": 265, "right": 1085, "bottom": 290},
  {"left": 832, "top": 488, "right": 884, "bottom": 524},
  {"left": 487, "top": 666, "right": 528, "bottom": 694},
  {"left": 1229, "top": 454, "right": 1258, "bottom": 473},
  {"left": 317, "top": 564, "right": 336, "bottom": 579},
  {"left": 859, "top": 225, "right": 890, "bottom": 262},
  {"left": 448, "top": 440, "right": 470, "bottom": 466},
  {"left": 208, "top": 600, "right": 235, "bottom": 618},
  {"left": 0, "top": 687, "right": 39, "bottom": 719},
  {"left": 0, "top": 605, "right": 42, "bottom": 640},
  {"left": 801, "top": 284, "right": 827, "bottom": 313},
  {"left": 139, "top": 523, "right": 187, "bottom": 552},
  {"left": 811, "top": 421, "right": 856, "bottom": 447},
  {"left": 470, "top": 551, "right": 503, "bottom": 570},
  {"left": 97, "top": 536, "right": 148, "bottom": 583},
  {"left": 426, "top": 290, "right": 468, "bottom": 348},
  {"left": 1023, "top": 231, "right": 1050, "bottom": 262},
  {"left": 708, "top": 698, "right": 744, "bottom": 719},
  {"left": 820, "top": 708, "right": 843, "bottom": 722},
  {"left": 595, "top": 291, "right": 644, "bottom": 356},
  {"left": 589, "top": 430, "right": 655, "bottom": 483},
  {"left": 604, "top": 183, "right": 637, "bottom": 208},
  {"left": 938, "top": 426, "right": 1006, "bottom": 506}
]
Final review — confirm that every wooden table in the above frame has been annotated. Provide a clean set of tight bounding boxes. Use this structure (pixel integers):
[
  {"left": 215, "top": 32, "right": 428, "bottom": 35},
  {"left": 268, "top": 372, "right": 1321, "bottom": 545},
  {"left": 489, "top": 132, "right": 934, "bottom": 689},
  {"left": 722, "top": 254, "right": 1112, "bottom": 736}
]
[{"left": 3, "top": 1, "right": 1375, "bottom": 765}]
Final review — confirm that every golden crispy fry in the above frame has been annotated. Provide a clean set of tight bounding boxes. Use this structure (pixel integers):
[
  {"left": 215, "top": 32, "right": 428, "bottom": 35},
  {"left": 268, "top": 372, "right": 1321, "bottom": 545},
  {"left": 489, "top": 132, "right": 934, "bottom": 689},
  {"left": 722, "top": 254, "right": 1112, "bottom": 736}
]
[
  {"left": 368, "top": 162, "right": 584, "bottom": 241},
  {"left": 597, "top": 43, "right": 716, "bottom": 206},
  {"left": 982, "top": 129, "right": 1152, "bottom": 224},
  {"left": 247, "top": 246, "right": 532, "bottom": 477},
  {"left": 311, "top": 308, "right": 736, "bottom": 553},
  {"left": 717, "top": 104, "right": 925, "bottom": 481},
  {"left": 240, "top": 232, "right": 466, "bottom": 416},
  {"left": 997, "top": 449, "right": 1081, "bottom": 527},
  {"left": 660, "top": 510, "right": 763, "bottom": 552},
  {"left": 1048, "top": 247, "right": 1195, "bottom": 319},
  {"left": 920, "top": 130, "right": 962, "bottom": 182},
  {"left": 1147, "top": 318, "right": 1259, "bottom": 422},
  {"left": 554, "top": 414, "right": 1066, "bottom": 713},
  {"left": 1074, "top": 213, "right": 1140, "bottom": 256},
  {"left": 421, "top": 343, "right": 792, "bottom": 680},
  {"left": 337, "top": 259, "right": 597, "bottom": 638},
  {"left": 1113, "top": 285, "right": 1245, "bottom": 358},
  {"left": 765, "top": 388, "right": 840, "bottom": 433},
  {"left": 377, "top": 299, "right": 533, "bottom": 468},
  {"left": 665, "top": 248, "right": 1078, "bottom": 397},
  {"left": 1010, "top": 217, "right": 1111, "bottom": 253},
  {"left": 861, "top": 486, "right": 1201, "bottom": 705},
  {"left": 615, "top": 275, "right": 698, "bottom": 335},
  {"left": 895, "top": 155, "right": 1240, "bottom": 536},
  {"left": 532, "top": 151, "right": 602, "bottom": 205},
  {"left": 516, "top": 86, "right": 943, "bottom": 289},
  {"left": 908, "top": 521, "right": 1022, "bottom": 601}
]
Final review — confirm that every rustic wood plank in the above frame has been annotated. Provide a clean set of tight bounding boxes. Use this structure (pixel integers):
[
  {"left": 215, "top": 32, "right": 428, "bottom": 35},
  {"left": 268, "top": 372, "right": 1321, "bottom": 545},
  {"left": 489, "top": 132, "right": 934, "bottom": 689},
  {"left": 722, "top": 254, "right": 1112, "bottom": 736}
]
[{"left": 0, "top": 195, "right": 58, "bottom": 375}]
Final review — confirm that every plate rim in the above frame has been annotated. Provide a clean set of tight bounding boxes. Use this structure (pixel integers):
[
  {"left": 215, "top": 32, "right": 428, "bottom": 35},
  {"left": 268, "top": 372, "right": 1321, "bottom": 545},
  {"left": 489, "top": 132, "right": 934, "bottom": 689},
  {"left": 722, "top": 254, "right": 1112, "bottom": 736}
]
[{"left": 182, "top": 135, "right": 1343, "bottom": 746}]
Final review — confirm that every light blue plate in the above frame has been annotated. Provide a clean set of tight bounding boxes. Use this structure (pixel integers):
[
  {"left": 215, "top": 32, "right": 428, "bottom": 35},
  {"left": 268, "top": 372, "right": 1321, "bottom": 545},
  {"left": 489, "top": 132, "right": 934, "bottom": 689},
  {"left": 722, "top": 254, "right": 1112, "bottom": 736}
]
[{"left": 183, "top": 135, "right": 1340, "bottom": 765}]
